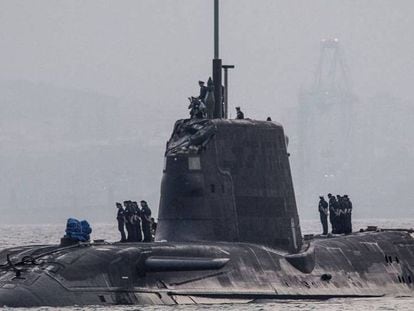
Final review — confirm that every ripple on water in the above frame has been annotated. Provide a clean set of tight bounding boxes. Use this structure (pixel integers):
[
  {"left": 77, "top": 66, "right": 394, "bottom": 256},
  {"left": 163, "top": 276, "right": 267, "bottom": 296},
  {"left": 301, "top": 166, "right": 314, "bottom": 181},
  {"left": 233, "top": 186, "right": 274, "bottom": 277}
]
[{"left": 2, "top": 298, "right": 414, "bottom": 311}]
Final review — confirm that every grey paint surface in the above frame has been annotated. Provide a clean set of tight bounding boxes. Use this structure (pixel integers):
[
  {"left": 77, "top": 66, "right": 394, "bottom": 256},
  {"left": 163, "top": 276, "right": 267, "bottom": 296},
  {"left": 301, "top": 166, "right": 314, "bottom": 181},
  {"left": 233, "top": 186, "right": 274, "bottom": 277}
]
[{"left": 158, "top": 119, "right": 301, "bottom": 253}]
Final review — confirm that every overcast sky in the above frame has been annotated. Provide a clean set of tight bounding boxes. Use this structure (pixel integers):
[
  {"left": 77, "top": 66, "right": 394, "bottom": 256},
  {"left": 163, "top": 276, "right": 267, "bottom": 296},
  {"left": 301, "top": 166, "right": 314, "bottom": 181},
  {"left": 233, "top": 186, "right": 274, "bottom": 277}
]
[
  {"left": 1, "top": 1, "right": 413, "bottom": 223},
  {"left": 2, "top": 1, "right": 414, "bottom": 115}
]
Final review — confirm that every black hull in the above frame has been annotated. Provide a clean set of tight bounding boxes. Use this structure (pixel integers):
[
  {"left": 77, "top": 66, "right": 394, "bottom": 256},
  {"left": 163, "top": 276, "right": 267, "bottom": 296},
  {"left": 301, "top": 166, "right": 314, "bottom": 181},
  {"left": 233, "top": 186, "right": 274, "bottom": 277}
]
[{"left": 0, "top": 230, "right": 413, "bottom": 307}]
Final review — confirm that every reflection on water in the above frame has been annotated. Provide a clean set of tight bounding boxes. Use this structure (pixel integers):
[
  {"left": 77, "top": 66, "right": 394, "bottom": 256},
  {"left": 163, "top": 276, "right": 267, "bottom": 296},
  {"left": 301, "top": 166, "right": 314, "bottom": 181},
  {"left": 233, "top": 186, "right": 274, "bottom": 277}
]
[{"left": 1, "top": 298, "right": 414, "bottom": 311}]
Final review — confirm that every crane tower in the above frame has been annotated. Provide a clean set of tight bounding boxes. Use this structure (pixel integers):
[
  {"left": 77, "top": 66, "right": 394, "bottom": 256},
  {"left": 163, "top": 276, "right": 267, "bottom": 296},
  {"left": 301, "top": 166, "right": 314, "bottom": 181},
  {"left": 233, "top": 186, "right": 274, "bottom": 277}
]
[{"left": 296, "top": 39, "right": 356, "bottom": 210}]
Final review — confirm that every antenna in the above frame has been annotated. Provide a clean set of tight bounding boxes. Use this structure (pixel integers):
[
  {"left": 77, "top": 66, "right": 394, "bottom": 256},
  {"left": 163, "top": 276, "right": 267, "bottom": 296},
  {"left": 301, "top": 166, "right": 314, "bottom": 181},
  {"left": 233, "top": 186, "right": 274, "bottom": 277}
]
[
  {"left": 212, "top": 0, "right": 222, "bottom": 118},
  {"left": 212, "top": 0, "right": 234, "bottom": 119},
  {"left": 214, "top": 0, "right": 219, "bottom": 59}
]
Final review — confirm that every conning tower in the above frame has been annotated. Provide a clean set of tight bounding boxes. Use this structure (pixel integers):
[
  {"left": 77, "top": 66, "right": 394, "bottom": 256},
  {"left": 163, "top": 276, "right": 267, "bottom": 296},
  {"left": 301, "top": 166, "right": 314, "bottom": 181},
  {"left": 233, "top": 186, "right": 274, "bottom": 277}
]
[
  {"left": 156, "top": 119, "right": 303, "bottom": 253},
  {"left": 156, "top": 0, "right": 302, "bottom": 253}
]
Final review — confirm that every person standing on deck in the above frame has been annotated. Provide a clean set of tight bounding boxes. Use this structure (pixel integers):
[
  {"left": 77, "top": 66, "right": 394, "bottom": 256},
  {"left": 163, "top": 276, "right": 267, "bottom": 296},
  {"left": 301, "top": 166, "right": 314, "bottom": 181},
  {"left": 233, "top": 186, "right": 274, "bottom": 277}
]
[
  {"left": 116, "top": 203, "right": 127, "bottom": 242},
  {"left": 140, "top": 200, "right": 152, "bottom": 242},
  {"left": 327, "top": 193, "right": 336, "bottom": 233},
  {"left": 318, "top": 196, "right": 329, "bottom": 235}
]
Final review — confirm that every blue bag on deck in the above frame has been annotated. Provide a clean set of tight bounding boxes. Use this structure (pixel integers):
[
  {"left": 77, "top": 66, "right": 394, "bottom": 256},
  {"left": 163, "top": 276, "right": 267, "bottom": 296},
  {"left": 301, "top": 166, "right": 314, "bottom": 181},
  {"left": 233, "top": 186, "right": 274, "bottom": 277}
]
[
  {"left": 65, "top": 218, "right": 92, "bottom": 242},
  {"left": 80, "top": 220, "right": 92, "bottom": 240}
]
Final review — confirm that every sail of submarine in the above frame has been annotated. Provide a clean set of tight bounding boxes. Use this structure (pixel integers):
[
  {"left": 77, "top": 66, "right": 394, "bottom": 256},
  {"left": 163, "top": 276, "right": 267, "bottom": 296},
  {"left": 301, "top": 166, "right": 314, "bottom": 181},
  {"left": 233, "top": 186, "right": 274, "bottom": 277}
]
[{"left": 0, "top": 0, "right": 413, "bottom": 307}]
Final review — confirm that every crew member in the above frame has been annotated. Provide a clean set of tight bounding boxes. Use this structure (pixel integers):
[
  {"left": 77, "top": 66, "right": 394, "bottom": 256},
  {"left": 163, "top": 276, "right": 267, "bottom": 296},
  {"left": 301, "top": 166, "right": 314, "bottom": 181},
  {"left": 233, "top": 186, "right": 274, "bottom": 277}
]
[
  {"left": 150, "top": 217, "right": 157, "bottom": 240},
  {"left": 123, "top": 201, "right": 135, "bottom": 242},
  {"left": 188, "top": 97, "right": 206, "bottom": 119},
  {"left": 205, "top": 77, "right": 215, "bottom": 118},
  {"left": 116, "top": 203, "right": 127, "bottom": 242},
  {"left": 318, "top": 196, "right": 329, "bottom": 235},
  {"left": 328, "top": 193, "right": 337, "bottom": 233},
  {"left": 235, "top": 107, "right": 244, "bottom": 119},
  {"left": 140, "top": 200, "right": 152, "bottom": 242},
  {"left": 343, "top": 195, "right": 353, "bottom": 234},
  {"left": 131, "top": 201, "right": 143, "bottom": 242},
  {"left": 336, "top": 195, "right": 345, "bottom": 234},
  {"left": 198, "top": 81, "right": 207, "bottom": 103}
]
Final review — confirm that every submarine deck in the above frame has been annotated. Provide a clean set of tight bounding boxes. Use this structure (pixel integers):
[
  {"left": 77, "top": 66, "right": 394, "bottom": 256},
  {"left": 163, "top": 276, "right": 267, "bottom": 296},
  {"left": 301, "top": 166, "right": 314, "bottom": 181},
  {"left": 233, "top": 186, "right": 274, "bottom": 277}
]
[{"left": 0, "top": 229, "right": 413, "bottom": 307}]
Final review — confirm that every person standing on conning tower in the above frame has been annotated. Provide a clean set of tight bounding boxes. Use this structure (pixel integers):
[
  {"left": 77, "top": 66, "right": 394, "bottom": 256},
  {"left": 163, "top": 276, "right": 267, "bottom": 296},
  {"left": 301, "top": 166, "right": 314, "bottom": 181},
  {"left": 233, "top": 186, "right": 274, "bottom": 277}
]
[
  {"left": 198, "top": 80, "right": 207, "bottom": 103},
  {"left": 235, "top": 107, "right": 244, "bottom": 119},
  {"left": 205, "top": 77, "right": 215, "bottom": 118},
  {"left": 188, "top": 97, "right": 206, "bottom": 119}
]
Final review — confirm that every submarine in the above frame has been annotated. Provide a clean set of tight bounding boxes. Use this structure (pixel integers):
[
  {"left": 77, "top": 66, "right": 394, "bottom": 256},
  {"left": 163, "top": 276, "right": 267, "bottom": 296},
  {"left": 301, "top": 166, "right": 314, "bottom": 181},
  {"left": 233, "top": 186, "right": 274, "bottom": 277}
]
[{"left": 1, "top": 1, "right": 413, "bottom": 307}]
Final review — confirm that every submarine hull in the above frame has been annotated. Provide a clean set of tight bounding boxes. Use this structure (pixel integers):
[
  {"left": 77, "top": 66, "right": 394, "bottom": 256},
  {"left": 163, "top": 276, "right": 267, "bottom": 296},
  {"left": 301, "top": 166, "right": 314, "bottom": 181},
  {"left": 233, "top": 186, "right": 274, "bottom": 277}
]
[
  {"left": 2, "top": 120, "right": 412, "bottom": 307},
  {"left": 1, "top": 231, "right": 413, "bottom": 307}
]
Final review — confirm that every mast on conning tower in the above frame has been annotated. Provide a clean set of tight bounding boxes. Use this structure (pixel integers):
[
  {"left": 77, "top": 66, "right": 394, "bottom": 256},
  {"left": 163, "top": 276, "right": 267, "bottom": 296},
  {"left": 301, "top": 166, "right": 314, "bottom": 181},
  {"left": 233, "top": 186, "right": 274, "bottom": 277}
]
[
  {"left": 211, "top": 0, "right": 234, "bottom": 119},
  {"left": 212, "top": 0, "right": 222, "bottom": 118}
]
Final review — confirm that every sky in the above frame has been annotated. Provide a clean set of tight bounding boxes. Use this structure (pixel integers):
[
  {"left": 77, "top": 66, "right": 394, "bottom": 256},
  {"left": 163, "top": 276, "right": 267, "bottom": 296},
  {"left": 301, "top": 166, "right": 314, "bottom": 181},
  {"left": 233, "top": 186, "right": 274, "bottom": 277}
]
[
  {"left": 0, "top": 0, "right": 413, "bottom": 223},
  {"left": 2, "top": 1, "right": 414, "bottom": 111}
]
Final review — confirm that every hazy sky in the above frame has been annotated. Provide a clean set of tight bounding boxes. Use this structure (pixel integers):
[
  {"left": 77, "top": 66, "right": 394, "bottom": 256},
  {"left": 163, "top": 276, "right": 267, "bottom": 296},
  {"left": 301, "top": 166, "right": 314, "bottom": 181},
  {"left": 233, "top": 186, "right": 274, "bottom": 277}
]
[
  {"left": 2, "top": 1, "right": 414, "bottom": 116},
  {"left": 1, "top": 1, "right": 414, "bottom": 223}
]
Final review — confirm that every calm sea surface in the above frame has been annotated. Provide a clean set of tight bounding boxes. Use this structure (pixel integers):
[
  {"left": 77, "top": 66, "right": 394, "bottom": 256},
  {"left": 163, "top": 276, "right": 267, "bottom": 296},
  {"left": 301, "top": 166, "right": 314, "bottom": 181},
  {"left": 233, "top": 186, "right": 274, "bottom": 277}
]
[{"left": 0, "top": 219, "right": 413, "bottom": 310}]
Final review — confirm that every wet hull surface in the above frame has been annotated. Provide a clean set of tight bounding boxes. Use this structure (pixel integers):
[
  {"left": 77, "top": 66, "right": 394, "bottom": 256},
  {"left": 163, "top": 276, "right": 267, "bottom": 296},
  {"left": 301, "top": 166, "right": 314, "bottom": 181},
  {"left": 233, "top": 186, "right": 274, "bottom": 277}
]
[{"left": 0, "top": 230, "right": 413, "bottom": 307}]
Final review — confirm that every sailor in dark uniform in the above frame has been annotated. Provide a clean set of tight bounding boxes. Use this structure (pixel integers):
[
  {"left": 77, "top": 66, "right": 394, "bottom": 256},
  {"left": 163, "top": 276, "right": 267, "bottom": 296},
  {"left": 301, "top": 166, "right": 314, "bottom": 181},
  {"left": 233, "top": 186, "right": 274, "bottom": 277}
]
[
  {"left": 235, "top": 107, "right": 244, "bottom": 119},
  {"left": 150, "top": 217, "right": 157, "bottom": 240},
  {"left": 123, "top": 200, "right": 135, "bottom": 242},
  {"left": 336, "top": 195, "right": 345, "bottom": 234},
  {"left": 116, "top": 202, "right": 127, "bottom": 242},
  {"left": 205, "top": 77, "right": 215, "bottom": 118},
  {"left": 188, "top": 97, "right": 206, "bottom": 119},
  {"left": 343, "top": 195, "right": 353, "bottom": 234},
  {"left": 328, "top": 193, "right": 336, "bottom": 233},
  {"left": 131, "top": 201, "right": 143, "bottom": 242},
  {"left": 198, "top": 81, "right": 208, "bottom": 103},
  {"left": 140, "top": 200, "right": 152, "bottom": 242},
  {"left": 318, "top": 196, "right": 329, "bottom": 235}
]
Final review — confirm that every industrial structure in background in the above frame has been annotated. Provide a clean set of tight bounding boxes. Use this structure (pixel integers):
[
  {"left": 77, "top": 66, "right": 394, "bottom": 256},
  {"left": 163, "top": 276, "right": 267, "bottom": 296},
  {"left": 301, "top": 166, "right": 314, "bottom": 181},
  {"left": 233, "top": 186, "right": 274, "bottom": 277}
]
[{"left": 296, "top": 38, "right": 357, "bottom": 210}]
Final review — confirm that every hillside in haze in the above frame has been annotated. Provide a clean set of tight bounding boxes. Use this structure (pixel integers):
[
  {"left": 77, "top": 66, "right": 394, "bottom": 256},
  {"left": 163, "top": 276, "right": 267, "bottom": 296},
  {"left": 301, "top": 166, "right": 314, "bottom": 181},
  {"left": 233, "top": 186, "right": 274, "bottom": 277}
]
[{"left": 0, "top": 80, "right": 172, "bottom": 224}]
